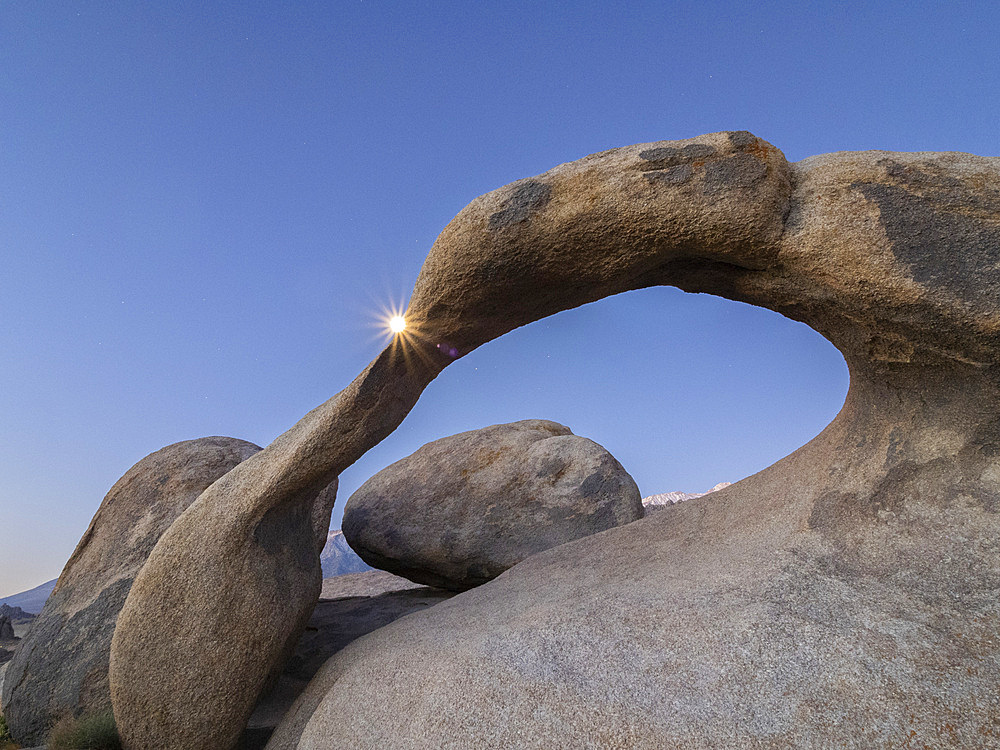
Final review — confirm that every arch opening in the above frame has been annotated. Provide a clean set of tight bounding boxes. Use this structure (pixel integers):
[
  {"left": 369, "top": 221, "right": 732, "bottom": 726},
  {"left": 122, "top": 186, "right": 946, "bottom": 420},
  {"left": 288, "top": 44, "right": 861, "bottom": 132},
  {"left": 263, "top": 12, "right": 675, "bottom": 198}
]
[{"left": 332, "top": 285, "right": 849, "bottom": 528}]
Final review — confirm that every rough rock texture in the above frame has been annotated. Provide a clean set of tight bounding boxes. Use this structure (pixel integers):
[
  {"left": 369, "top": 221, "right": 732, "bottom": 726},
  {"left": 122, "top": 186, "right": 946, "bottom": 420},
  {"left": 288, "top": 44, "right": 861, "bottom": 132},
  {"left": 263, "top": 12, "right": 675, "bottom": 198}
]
[
  {"left": 0, "top": 604, "right": 36, "bottom": 624},
  {"left": 319, "top": 569, "right": 419, "bottom": 599},
  {"left": 113, "top": 133, "right": 1000, "bottom": 749},
  {"left": 318, "top": 530, "right": 371, "bottom": 578},
  {"left": 1, "top": 437, "right": 301, "bottom": 746},
  {"left": 110, "top": 441, "right": 340, "bottom": 750},
  {"left": 240, "top": 571, "right": 452, "bottom": 750},
  {"left": 0, "top": 662, "right": 9, "bottom": 712},
  {"left": 343, "top": 420, "right": 643, "bottom": 590}
]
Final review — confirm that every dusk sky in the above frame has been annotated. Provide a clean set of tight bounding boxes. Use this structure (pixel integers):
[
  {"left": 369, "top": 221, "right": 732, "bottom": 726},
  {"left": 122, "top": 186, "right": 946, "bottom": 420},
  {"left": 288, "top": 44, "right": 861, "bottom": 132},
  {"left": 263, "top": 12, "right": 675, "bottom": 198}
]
[{"left": 2, "top": 1, "right": 997, "bottom": 596}]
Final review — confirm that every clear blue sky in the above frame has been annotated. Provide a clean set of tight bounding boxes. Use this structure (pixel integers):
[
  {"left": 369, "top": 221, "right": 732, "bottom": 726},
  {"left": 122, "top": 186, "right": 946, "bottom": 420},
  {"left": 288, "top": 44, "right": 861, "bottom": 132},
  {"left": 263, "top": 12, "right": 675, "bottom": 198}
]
[{"left": 2, "top": 1, "right": 997, "bottom": 595}]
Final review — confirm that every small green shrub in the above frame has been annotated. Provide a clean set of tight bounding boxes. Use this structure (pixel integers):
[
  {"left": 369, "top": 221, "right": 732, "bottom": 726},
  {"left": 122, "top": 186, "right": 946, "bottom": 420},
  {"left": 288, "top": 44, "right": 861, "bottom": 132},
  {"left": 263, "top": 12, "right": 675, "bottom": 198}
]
[{"left": 47, "top": 711, "right": 121, "bottom": 750}]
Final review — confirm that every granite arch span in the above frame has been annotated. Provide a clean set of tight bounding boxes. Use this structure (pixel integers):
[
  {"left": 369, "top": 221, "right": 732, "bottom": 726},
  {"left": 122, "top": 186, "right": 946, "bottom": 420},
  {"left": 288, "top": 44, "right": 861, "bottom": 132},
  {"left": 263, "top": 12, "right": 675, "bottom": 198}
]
[{"left": 110, "top": 132, "right": 1000, "bottom": 749}]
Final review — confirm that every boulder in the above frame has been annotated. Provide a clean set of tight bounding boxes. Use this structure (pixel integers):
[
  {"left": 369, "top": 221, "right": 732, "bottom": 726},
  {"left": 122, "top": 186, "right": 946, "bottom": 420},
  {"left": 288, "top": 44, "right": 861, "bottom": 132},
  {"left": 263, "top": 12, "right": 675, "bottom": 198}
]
[
  {"left": 0, "top": 616, "right": 14, "bottom": 642},
  {"left": 112, "top": 133, "right": 1000, "bottom": 749},
  {"left": 343, "top": 420, "right": 643, "bottom": 590},
  {"left": 0, "top": 437, "right": 309, "bottom": 747}
]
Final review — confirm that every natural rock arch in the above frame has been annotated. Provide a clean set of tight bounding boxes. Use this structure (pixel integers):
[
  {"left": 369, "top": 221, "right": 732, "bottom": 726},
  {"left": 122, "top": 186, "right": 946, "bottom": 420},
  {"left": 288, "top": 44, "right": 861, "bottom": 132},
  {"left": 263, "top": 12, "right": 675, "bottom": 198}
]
[{"left": 109, "top": 132, "right": 1000, "bottom": 749}]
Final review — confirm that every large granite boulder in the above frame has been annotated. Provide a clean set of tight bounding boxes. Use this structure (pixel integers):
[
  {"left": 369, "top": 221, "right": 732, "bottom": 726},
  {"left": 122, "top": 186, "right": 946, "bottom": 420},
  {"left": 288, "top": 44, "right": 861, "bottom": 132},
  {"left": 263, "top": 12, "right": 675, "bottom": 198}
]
[
  {"left": 113, "top": 133, "right": 1000, "bottom": 749},
  {"left": 343, "top": 420, "right": 643, "bottom": 590},
  {"left": 2, "top": 437, "right": 331, "bottom": 747}
]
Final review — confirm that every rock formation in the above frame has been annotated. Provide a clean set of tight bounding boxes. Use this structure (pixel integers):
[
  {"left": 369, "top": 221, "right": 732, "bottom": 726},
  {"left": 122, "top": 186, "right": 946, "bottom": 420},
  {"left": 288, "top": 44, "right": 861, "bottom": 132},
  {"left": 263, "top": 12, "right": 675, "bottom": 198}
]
[
  {"left": 318, "top": 568, "right": 430, "bottom": 599},
  {"left": 2, "top": 437, "right": 329, "bottom": 747},
  {"left": 0, "top": 615, "right": 19, "bottom": 675},
  {"left": 343, "top": 419, "right": 643, "bottom": 590},
  {"left": 0, "top": 604, "right": 34, "bottom": 624},
  {"left": 111, "top": 132, "right": 1000, "bottom": 749},
  {"left": 110, "top": 436, "right": 341, "bottom": 750}
]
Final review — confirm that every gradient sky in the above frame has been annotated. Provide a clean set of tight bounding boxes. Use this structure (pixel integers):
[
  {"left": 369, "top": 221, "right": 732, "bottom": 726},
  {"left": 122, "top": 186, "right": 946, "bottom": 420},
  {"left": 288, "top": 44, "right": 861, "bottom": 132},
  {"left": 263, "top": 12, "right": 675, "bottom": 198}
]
[{"left": 2, "top": 1, "right": 997, "bottom": 596}]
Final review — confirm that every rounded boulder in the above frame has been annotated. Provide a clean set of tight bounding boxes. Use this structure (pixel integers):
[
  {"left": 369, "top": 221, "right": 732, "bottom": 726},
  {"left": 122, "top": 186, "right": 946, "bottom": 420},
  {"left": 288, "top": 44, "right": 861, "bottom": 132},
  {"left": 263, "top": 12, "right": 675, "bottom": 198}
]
[
  {"left": 342, "top": 420, "right": 643, "bottom": 591},
  {"left": 0, "top": 437, "right": 263, "bottom": 746}
]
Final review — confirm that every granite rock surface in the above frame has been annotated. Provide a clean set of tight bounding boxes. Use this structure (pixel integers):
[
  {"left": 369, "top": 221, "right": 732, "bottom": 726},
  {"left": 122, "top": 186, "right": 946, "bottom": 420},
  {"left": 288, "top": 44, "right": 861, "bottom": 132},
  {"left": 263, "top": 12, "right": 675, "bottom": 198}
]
[
  {"left": 343, "top": 419, "right": 642, "bottom": 590},
  {"left": 110, "top": 440, "right": 338, "bottom": 750},
  {"left": 1, "top": 437, "right": 270, "bottom": 746},
  {"left": 114, "top": 133, "right": 1000, "bottom": 749},
  {"left": 1, "top": 438, "right": 268, "bottom": 744},
  {"left": 240, "top": 571, "right": 452, "bottom": 750}
]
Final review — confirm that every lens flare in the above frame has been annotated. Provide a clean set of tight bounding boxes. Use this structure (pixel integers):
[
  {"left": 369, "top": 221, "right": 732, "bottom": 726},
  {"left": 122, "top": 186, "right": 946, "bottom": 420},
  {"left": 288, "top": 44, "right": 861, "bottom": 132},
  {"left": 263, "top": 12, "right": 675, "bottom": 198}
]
[{"left": 389, "top": 315, "right": 407, "bottom": 334}]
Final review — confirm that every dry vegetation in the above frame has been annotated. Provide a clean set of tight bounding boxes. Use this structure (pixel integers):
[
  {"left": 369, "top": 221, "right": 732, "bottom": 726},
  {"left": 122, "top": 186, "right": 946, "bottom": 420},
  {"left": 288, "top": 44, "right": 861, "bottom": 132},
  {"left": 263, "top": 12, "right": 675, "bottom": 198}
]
[
  {"left": 47, "top": 711, "right": 121, "bottom": 750},
  {"left": 0, "top": 712, "right": 16, "bottom": 750}
]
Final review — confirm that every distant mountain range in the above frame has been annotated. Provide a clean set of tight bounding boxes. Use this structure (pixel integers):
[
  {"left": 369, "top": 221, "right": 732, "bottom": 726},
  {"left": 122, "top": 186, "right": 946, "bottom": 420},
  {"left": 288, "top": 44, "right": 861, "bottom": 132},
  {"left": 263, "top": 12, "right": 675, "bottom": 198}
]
[
  {"left": 0, "top": 578, "right": 57, "bottom": 615},
  {"left": 320, "top": 530, "right": 372, "bottom": 578},
  {"left": 642, "top": 482, "right": 731, "bottom": 509}
]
